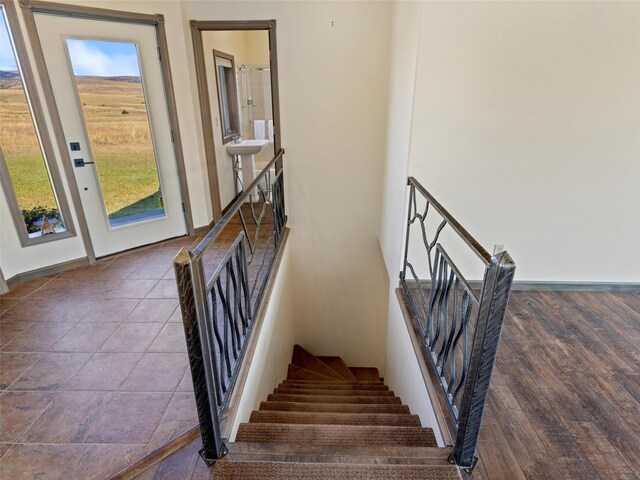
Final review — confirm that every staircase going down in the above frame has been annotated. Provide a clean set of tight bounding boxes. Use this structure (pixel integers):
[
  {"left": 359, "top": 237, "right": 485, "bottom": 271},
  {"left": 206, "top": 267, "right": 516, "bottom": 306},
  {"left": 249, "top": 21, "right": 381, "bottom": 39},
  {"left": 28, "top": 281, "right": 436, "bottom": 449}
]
[{"left": 212, "top": 345, "right": 462, "bottom": 479}]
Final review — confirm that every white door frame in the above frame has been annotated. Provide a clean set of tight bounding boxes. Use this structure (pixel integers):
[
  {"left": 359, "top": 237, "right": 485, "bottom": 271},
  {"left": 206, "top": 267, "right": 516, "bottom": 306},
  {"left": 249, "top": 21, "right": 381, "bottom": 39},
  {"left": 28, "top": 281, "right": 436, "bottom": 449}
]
[
  {"left": 19, "top": 0, "right": 194, "bottom": 261},
  {"left": 189, "top": 19, "right": 283, "bottom": 222}
]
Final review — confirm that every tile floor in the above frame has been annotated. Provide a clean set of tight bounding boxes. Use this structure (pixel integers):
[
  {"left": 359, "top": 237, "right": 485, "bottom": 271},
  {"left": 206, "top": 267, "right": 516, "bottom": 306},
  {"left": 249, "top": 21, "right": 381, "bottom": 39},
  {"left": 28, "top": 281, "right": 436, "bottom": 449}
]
[{"left": 0, "top": 226, "right": 248, "bottom": 480}]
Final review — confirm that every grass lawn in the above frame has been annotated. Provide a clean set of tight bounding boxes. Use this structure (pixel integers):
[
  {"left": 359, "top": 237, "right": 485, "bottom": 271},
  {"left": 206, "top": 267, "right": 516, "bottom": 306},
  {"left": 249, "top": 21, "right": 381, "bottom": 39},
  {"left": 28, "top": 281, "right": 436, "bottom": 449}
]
[{"left": 1, "top": 76, "right": 163, "bottom": 223}]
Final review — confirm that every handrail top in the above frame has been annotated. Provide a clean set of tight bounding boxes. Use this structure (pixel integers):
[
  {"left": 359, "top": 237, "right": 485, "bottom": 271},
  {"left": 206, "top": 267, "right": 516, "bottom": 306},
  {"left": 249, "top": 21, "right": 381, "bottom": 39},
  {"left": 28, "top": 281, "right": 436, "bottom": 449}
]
[
  {"left": 192, "top": 149, "right": 284, "bottom": 259},
  {"left": 408, "top": 176, "right": 492, "bottom": 265}
]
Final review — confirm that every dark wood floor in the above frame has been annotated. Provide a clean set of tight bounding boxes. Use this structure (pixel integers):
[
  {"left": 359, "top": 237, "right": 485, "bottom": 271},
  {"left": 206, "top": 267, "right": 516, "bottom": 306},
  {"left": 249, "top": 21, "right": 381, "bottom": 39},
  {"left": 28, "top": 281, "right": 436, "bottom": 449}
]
[
  {"left": 474, "top": 290, "right": 640, "bottom": 480},
  {"left": 134, "top": 290, "right": 640, "bottom": 480}
]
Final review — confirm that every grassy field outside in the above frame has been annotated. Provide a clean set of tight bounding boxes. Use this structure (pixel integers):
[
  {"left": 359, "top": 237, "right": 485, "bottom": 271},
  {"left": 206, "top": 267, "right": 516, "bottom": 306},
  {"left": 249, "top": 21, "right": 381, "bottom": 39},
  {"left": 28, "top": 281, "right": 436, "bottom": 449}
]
[{"left": 0, "top": 74, "right": 163, "bottom": 226}]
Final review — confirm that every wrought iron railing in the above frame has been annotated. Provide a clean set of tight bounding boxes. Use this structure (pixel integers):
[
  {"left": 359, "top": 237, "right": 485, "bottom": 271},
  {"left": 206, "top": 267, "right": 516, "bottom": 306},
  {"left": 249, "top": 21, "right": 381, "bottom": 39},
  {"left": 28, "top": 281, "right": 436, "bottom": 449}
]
[
  {"left": 400, "top": 177, "right": 515, "bottom": 472},
  {"left": 174, "top": 149, "right": 286, "bottom": 463}
]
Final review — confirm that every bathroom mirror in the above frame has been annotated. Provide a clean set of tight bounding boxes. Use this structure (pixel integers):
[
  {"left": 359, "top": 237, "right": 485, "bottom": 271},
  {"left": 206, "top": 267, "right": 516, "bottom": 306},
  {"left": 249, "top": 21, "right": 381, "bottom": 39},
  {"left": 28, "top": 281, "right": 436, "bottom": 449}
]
[{"left": 214, "top": 50, "right": 240, "bottom": 144}]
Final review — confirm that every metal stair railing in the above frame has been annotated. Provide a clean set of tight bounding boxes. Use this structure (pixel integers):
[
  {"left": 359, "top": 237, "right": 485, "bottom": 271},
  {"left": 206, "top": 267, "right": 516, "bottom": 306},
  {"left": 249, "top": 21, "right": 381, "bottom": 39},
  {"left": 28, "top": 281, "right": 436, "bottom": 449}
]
[
  {"left": 400, "top": 176, "right": 516, "bottom": 472},
  {"left": 174, "top": 149, "right": 286, "bottom": 463}
]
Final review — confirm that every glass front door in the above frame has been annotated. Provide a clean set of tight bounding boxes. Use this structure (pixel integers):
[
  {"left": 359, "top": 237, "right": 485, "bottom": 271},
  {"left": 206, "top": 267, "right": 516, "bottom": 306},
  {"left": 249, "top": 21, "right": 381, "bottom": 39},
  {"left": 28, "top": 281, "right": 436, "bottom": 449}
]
[{"left": 35, "top": 14, "right": 186, "bottom": 257}]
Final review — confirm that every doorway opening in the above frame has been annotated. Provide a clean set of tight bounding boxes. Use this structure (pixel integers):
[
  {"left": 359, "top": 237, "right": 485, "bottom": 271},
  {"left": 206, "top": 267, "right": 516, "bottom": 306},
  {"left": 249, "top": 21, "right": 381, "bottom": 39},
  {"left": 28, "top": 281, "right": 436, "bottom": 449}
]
[{"left": 190, "top": 20, "right": 281, "bottom": 221}]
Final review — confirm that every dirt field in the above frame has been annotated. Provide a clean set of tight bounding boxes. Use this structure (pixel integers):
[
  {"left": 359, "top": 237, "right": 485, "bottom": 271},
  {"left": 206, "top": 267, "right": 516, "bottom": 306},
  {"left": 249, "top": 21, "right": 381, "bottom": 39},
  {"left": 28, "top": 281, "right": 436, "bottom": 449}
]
[{"left": 0, "top": 74, "right": 162, "bottom": 219}]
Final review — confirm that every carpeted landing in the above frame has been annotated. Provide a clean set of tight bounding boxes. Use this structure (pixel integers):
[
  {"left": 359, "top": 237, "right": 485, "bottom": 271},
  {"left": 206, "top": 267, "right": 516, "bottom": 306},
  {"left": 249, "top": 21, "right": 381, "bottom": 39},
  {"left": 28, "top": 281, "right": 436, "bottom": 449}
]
[{"left": 213, "top": 345, "right": 462, "bottom": 479}]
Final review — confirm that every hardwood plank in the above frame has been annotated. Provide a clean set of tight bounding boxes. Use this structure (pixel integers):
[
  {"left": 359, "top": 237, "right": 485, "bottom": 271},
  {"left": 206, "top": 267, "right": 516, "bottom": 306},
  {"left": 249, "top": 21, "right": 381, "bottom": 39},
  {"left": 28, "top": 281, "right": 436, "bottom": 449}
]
[
  {"left": 545, "top": 292, "right": 638, "bottom": 372},
  {"left": 532, "top": 423, "right": 601, "bottom": 480},
  {"left": 566, "top": 422, "right": 638, "bottom": 480},
  {"left": 611, "top": 292, "right": 640, "bottom": 314},
  {"left": 485, "top": 373, "right": 562, "bottom": 480},
  {"left": 613, "top": 373, "right": 640, "bottom": 402},
  {"left": 561, "top": 371, "right": 640, "bottom": 477},
  {"left": 476, "top": 421, "right": 527, "bottom": 480},
  {"left": 479, "top": 291, "right": 640, "bottom": 479}
]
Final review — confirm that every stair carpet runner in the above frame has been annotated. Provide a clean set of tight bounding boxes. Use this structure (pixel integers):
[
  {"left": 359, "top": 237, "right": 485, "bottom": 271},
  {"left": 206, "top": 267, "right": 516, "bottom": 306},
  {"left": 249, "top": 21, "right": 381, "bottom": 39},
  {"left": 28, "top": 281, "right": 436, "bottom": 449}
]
[{"left": 213, "top": 345, "right": 461, "bottom": 479}]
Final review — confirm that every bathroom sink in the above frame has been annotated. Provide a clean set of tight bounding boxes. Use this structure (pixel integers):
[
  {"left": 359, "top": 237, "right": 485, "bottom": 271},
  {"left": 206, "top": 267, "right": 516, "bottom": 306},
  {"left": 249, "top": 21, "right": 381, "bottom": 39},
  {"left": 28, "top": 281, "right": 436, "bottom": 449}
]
[{"left": 226, "top": 139, "right": 269, "bottom": 156}]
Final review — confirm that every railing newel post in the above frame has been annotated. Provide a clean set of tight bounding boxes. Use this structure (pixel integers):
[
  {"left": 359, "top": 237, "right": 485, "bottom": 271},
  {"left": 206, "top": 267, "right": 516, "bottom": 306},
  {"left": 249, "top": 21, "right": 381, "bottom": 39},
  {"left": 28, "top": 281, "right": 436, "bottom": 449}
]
[
  {"left": 173, "top": 248, "right": 224, "bottom": 462},
  {"left": 452, "top": 251, "right": 516, "bottom": 469}
]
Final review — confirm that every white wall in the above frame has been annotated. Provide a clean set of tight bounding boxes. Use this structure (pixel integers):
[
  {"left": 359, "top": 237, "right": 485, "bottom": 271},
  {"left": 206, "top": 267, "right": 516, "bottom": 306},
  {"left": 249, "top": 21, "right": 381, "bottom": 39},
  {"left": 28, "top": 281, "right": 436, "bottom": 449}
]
[
  {"left": 405, "top": 1, "right": 640, "bottom": 283},
  {"left": 182, "top": 1, "right": 393, "bottom": 371},
  {"left": 229, "top": 239, "right": 294, "bottom": 439},
  {"left": 243, "top": 30, "right": 269, "bottom": 66},
  {"left": 378, "top": 0, "right": 421, "bottom": 276},
  {"left": 379, "top": 0, "right": 443, "bottom": 441},
  {"left": 385, "top": 293, "right": 445, "bottom": 445}
]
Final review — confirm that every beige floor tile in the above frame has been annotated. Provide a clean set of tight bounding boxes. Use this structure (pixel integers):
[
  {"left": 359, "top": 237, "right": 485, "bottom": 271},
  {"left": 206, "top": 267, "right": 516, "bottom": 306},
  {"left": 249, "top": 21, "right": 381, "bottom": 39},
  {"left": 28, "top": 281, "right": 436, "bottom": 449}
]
[
  {"left": 0, "top": 391, "right": 53, "bottom": 442},
  {"left": 0, "top": 352, "right": 41, "bottom": 389},
  {"left": 100, "top": 323, "right": 163, "bottom": 353},
  {"left": 66, "top": 352, "right": 142, "bottom": 391},
  {"left": 120, "top": 353, "right": 188, "bottom": 391},
  {"left": 84, "top": 392, "right": 171, "bottom": 443},
  {"left": 9, "top": 352, "right": 91, "bottom": 390},
  {"left": 21, "top": 391, "right": 112, "bottom": 443}
]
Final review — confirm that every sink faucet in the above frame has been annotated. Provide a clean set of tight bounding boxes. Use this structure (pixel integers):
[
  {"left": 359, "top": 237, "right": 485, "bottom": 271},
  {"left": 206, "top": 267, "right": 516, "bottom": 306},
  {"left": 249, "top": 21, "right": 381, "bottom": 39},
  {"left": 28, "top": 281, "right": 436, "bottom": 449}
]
[{"left": 232, "top": 134, "right": 242, "bottom": 144}]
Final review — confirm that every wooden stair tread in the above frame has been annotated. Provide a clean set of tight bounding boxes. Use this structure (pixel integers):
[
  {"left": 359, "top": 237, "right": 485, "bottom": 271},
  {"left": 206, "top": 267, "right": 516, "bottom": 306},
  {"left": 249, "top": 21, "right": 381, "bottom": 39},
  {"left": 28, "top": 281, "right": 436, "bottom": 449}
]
[
  {"left": 291, "top": 345, "right": 347, "bottom": 380},
  {"left": 274, "top": 387, "right": 395, "bottom": 397},
  {"left": 287, "top": 364, "right": 340, "bottom": 382},
  {"left": 249, "top": 410, "right": 422, "bottom": 427},
  {"left": 220, "top": 453, "right": 453, "bottom": 466},
  {"left": 282, "top": 378, "right": 384, "bottom": 385},
  {"left": 226, "top": 442, "right": 450, "bottom": 459},
  {"left": 279, "top": 382, "right": 389, "bottom": 390},
  {"left": 213, "top": 460, "right": 461, "bottom": 479},
  {"left": 267, "top": 394, "right": 402, "bottom": 404},
  {"left": 349, "top": 367, "right": 381, "bottom": 381},
  {"left": 235, "top": 424, "right": 438, "bottom": 447},
  {"left": 317, "top": 356, "right": 358, "bottom": 380},
  {"left": 259, "top": 401, "right": 411, "bottom": 414}
]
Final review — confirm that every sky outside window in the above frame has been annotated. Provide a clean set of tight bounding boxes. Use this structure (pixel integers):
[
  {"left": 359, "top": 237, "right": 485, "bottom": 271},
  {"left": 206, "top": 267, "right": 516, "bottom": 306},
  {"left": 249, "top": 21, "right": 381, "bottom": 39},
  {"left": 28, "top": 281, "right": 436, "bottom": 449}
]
[{"left": 65, "top": 39, "right": 141, "bottom": 77}]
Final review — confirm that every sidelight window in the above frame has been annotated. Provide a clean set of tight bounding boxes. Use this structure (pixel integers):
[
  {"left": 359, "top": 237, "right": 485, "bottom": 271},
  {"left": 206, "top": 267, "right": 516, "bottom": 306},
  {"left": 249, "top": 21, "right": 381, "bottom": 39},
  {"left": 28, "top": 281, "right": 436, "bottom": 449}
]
[{"left": 0, "top": 2, "right": 74, "bottom": 244}]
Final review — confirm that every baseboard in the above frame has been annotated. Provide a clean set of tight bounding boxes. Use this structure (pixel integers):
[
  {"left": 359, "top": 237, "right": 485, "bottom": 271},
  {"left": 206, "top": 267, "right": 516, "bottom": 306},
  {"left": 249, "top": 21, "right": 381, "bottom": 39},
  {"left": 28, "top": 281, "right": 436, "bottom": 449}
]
[
  {"left": 506, "top": 281, "right": 640, "bottom": 292},
  {"left": 404, "top": 278, "right": 640, "bottom": 292},
  {"left": 222, "top": 192, "right": 243, "bottom": 215},
  {"left": 194, "top": 221, "right": 215, "bottom": 235},
  {"left": 5, "top": 257, "right": 90, "bottom": 290}
]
